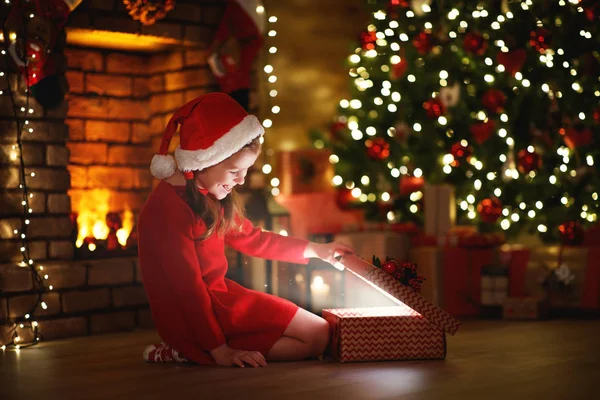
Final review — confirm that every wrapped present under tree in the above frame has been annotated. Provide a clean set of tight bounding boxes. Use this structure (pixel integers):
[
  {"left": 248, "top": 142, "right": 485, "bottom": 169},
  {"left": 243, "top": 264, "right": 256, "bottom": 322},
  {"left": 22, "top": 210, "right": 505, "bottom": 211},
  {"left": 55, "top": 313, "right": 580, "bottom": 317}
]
[{"left": 323, "top": 254, "right": 460, "bottom": 363}]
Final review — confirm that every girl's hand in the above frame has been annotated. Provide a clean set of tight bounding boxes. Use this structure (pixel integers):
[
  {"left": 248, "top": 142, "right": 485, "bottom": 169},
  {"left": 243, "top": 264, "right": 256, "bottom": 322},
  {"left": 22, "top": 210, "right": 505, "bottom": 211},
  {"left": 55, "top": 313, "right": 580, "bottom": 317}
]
[
  {"left": 210, "top": 344, "right": 267, "bottom": 368},
  {"left": 303, "top": 241, "right": 354, "bottom": 271}
]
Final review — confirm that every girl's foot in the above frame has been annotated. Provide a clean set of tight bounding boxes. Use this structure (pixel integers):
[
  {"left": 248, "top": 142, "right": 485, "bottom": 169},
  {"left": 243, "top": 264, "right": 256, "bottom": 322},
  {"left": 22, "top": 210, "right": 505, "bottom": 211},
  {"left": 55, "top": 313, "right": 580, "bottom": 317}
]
[{"left": 143, "top": 342, "right": 187, "bottom": 363}]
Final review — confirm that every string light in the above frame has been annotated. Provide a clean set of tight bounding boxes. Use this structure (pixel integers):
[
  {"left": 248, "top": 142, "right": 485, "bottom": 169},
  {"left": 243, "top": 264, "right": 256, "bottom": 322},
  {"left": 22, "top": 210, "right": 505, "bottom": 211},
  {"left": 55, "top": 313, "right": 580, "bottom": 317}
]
[
  {"left": 1, "top": 3, "right": 49, "bottom": 350},
  {"left": 314, "top": 0, "right": 598, "bottom": 240}
]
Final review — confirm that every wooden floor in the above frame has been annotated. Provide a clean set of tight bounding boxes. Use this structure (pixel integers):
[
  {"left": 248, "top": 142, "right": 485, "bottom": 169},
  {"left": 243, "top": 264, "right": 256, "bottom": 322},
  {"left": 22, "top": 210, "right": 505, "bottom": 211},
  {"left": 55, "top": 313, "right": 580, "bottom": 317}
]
[{"left": 2, "top": 319, "right": 599, "bottom": 400}]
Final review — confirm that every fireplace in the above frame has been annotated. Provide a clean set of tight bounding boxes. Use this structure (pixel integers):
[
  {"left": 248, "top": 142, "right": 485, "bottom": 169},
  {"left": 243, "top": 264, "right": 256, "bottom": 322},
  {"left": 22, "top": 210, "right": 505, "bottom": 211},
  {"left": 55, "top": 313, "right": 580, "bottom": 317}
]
[{"left": 0, "top": 0, "right": 242, "bottom": 345}]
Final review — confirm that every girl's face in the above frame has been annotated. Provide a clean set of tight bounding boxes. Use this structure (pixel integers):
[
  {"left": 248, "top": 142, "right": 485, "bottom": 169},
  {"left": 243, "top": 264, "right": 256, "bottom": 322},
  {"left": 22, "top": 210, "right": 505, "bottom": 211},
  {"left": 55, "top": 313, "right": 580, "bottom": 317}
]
[{"left": 195, "top": 150, "right": 259, "bottom": 200}]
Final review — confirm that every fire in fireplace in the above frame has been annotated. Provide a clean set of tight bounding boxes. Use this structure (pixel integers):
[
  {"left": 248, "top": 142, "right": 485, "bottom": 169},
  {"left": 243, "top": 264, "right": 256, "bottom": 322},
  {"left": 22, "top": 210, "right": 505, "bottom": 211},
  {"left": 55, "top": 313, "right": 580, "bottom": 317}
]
[
  {"left": 72, "top": 188, "right": 135, "bottom": 254},
  {"left": 71, "top": 189, "right": 136, "bottom": 259}
]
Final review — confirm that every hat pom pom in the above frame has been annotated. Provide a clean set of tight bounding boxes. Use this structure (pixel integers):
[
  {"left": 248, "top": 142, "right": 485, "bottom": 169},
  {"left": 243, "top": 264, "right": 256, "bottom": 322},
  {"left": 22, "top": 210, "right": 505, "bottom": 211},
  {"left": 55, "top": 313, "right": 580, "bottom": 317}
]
[{"left": 150, "top": 154, "right": 177, "bottom": 179}]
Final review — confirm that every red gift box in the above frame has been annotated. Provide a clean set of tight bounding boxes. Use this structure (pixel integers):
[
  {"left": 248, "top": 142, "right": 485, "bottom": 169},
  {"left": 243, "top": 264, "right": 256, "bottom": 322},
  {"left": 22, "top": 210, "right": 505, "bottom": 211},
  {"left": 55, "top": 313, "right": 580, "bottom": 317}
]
[
  {"left": 503, "top": 296, "right": 549, "bottom": 320},
  {"left": 323, "top": 255, "right": 460, "bottom": 362},
  {"left": 323, "top": 306, "right": 446, "bottom": 362}
]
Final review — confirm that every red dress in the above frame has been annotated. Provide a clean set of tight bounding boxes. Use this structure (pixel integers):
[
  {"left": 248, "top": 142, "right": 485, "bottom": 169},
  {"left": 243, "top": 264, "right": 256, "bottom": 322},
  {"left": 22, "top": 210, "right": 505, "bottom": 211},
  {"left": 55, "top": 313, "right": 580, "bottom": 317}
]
[{"left": 138, "top": 181, "right": 309, "bottom": 364}]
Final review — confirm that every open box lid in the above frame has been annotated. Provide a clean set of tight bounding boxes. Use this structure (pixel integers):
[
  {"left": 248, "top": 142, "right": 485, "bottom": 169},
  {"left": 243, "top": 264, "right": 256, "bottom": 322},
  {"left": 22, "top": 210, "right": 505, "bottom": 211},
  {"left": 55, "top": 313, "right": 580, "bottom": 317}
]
[{"left": 336, "top": 254, "right": 461, "bottom": 335}]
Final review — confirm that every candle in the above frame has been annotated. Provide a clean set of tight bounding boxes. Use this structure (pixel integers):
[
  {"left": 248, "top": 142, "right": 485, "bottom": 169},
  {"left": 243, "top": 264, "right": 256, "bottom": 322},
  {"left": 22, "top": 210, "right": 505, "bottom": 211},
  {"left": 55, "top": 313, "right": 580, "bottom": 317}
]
[{"left": 310, "top": 275, "right": 330, "bottom": 311}]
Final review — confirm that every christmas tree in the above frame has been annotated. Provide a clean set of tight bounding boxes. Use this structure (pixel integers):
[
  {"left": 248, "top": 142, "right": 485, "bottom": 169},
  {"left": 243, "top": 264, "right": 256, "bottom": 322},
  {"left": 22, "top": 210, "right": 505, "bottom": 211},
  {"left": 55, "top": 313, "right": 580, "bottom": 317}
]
[{"left": 312, "top": 0, "right": 599, "bottom": 243}]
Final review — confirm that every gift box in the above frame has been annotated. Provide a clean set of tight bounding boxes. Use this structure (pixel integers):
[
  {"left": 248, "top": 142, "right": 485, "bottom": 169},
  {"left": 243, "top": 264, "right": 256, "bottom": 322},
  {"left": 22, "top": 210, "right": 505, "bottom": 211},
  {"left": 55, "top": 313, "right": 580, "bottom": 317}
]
[
  {"left": 523, "top": 246, "right": 600, "bottom": 309},
  {"left": 480, "top": 264, "right": 509, "bottom": 306},
  {"left": 324, "top": 254, "right": 460, "bottom": 363},
  {"left": 408, "top": 246, "right": 443, "bottom": 307},
  {"left": 274, "top": 192, "right": 364, "bottom": 238},
  {"left": 323, "top": 306, "right": 446, "bottom": 362},
  {"left": 503, "top": 296, "right": 549, "bottom": 320},
  {"left": 278, "top": 149, "right": 334, "bottom": 195},
  {"left": 423, "top": 183, "right": 456, "bottom": 238}
]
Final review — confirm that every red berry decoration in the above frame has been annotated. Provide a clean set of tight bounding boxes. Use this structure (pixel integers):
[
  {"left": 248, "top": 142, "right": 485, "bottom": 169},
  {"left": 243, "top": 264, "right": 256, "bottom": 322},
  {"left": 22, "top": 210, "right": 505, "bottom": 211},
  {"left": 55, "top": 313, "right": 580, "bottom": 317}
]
[
  {"left": 412, "top": 32, "right": 434, "bottom": 55},
  {"left": 423, "top": 97, "right": 446, "bottom": 118},
  {"left": 366, "top": 138, "right": 390, "bottom": 160},
  {"left": 450, "top": 141, "right": 472, "bottom": 164},
  {"left": 374, "top": 257, "right": 425, "bottom": 292},
  {"left": 477, "top": 197, "right": 502, "bottom": 224},
  {"left": 558, "top": 221, "right": 585, "bottom": 246},
  {"left": 360, "top": 30, "right": 377, "bottom": 50},
  {"left": 481, "top": 89, "right": 506, "bottom": 114},
  {"left": 517, "top": 148, "right": 542, "bottom": 174},
  {"left": 381, "top": 260, "right": 398, "bottom": 274},
  {"left": 463, "top": 32, "right": 487, "bottom": 55},
  {"left": 529, "top": 28, "right": 552, "bottom": 54}
]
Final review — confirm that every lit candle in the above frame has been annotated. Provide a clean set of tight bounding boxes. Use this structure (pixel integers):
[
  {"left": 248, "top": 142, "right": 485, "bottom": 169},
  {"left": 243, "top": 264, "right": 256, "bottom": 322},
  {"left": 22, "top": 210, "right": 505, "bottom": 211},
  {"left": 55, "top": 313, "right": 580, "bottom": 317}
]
[{"left": 310, "top": 275, "right": 330, "bottom": 311}]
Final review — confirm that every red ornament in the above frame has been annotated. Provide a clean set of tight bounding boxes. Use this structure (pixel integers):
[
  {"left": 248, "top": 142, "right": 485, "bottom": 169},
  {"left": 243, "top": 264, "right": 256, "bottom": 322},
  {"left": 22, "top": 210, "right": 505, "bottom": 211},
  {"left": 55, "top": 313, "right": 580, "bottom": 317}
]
[
  {"left": 582, "top": 0, "right": 600, "bottom": 21},
  {"left": 482, "top": 89, "right": 506, "bottom": 114},
  {"left": 390, "top": 56, "right": 408, "bottom": 80},
  {"left": 399, "top": 176, "right": 424, "bottom": 196},
  {"left": 477, "top": 197, "right": 502, "bottom": 224},
  {"left": 593, "top": 106, "right": 600, "bottom": 125},
  {"left": 529, "top": 28, "right": 552, "bottom": 54},
  {"left": 360, "top": 30, "right": 377, "bottom": 50},
  {"left": 412, "top": 32, "right": 434, "bottom": 55},
  {"left": 463, "top": 32, "right": 487, "bottom": 55},
  {"left": 497, "top": 49, "right": 527, "bottom": 76},
  {"left": 335, "top": 187, "right": 355, "bottom": 210},
  {"left": 450, "top": 141, "right": 472, "bottom": 164},
  {"left": 563, "top": 126, "right": 593, "bottom": 149},
  {"left": 517, "top": 148, "right": 542, "bottom": 174},
  {"left": 366, "top": 138, "right": 390, "bottom": 160},
  {"left": 470, "top": 120, "right": 496, "bottom": 145},
  {"left": 423, "top": 97, "right": 446, "bottom": 118},
  {"left": 389, "top": 0, "right": 409, "bottom": 7},
  {"left": 558, "top": 221, "right": 585, "bottom": 246},
  {"left": 328, "top": 121, "right": 347, "bottom": 142},
  {"left": 381, "top": 260, "right": 398, "bottom": 274}
]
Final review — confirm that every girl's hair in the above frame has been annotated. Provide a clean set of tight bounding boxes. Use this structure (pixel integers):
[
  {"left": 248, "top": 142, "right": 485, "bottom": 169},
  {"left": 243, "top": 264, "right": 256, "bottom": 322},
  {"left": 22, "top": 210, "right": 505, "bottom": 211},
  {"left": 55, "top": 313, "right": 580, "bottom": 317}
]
[{"left": 185, "top": 136, "right": 262, "bottom": 240}]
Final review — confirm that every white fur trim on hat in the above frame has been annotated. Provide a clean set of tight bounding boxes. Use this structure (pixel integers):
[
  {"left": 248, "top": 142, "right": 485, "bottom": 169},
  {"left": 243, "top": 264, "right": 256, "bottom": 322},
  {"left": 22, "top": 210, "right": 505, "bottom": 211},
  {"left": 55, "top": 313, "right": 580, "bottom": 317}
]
[
  {"left": 175, "top": 115, "right": 264, "bottom": 172},
  {"left": 150, "top": 154, "right": 177, "bottom": 179}
]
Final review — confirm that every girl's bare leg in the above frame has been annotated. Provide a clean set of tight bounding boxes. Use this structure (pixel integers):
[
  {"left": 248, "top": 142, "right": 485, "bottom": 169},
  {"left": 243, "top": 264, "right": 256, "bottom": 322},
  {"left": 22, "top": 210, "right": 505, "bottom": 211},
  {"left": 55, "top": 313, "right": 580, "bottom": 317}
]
[{"left": 266, "top": 308, "right": 330, "bottom": 361}]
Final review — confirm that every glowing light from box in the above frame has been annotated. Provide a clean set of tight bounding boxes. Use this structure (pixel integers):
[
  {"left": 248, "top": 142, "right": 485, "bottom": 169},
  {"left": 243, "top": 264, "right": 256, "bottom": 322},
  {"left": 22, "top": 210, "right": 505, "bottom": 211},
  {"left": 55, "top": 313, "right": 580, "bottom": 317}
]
[{"left": 333, "top": 260, "right": 412, "bottom": 312}]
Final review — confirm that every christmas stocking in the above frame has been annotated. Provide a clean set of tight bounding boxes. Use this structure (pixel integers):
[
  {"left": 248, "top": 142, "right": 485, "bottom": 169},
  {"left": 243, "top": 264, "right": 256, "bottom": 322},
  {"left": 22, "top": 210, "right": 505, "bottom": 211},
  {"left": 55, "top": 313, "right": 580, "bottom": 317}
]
[
  {"left": 4, "top": 0, "right": 82, "bottom": 108},
  {"left": 208, "top": 0, "right": 265, "bottom": 110}
]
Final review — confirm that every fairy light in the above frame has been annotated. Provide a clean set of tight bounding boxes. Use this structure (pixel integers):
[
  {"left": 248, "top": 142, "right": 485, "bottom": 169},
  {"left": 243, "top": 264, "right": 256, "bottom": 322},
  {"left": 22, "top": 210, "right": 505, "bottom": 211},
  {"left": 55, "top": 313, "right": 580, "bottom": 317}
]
[
  {"left": 312, "top": 0, "right": 597, "bottom": 246},
  {"left": 0, "top": 4, "right": 50, "bottom": 350}
]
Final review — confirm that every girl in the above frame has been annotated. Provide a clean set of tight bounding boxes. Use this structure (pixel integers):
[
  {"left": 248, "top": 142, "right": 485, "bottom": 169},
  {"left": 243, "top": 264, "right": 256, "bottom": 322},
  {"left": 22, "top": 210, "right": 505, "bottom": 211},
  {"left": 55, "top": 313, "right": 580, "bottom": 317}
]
[{"left": 138, "top": 93, "right": 353, "bottom": 368}]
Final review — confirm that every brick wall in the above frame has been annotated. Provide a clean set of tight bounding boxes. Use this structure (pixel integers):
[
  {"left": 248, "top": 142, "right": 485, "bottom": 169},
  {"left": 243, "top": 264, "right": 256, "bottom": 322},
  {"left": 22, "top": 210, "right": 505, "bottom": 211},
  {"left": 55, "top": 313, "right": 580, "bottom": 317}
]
[
  {"left": 0, "top": 65, "right": 73, "bottom": 265},
  {"left": 0, "top": 257, "right": 151, "bottom": 344}
]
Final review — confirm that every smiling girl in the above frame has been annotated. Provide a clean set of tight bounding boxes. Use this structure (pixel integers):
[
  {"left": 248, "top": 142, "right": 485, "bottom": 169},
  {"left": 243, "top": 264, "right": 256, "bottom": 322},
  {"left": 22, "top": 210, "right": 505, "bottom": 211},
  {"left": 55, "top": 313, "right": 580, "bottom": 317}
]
[{"left": 138, "top": 93, "right": 353, "bottom": 368}]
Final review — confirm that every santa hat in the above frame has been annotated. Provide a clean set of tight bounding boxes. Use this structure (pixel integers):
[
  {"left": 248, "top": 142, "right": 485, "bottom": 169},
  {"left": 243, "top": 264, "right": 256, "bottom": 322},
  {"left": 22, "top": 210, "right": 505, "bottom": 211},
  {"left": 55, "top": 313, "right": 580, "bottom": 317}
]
[{"left": 150, "top": 93, "right": 264, "bottom": 180}]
